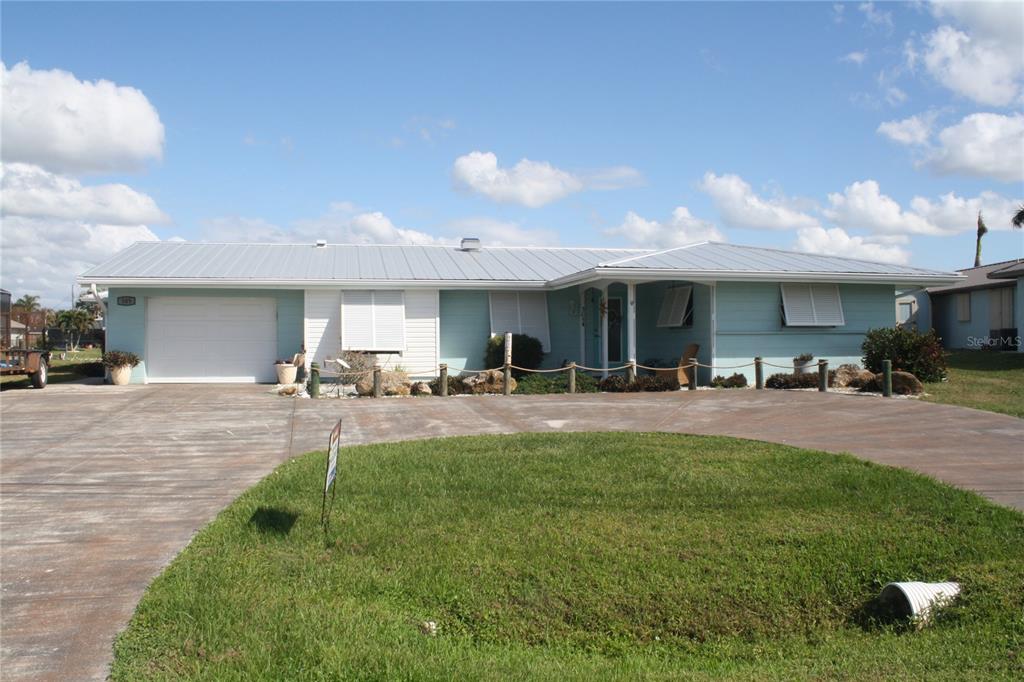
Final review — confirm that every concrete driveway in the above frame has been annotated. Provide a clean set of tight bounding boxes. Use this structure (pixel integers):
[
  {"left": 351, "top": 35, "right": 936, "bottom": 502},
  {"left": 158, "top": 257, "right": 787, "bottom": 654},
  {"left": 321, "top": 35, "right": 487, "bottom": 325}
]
[{"left": 2, "top": 384, "right": 1022, "bottom": 680}]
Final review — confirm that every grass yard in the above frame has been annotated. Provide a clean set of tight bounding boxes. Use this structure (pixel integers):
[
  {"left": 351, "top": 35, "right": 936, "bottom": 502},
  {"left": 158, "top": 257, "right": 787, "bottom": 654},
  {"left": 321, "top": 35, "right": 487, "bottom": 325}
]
[
  {"left": 923, "top": 350, "right": 1024, "bottom": 418},
  {"left": 111, "top": 433, "right": 1023, "bottom": 680},
  {"left": 0, "top": 347, "right": 102, "bottom": 390}
]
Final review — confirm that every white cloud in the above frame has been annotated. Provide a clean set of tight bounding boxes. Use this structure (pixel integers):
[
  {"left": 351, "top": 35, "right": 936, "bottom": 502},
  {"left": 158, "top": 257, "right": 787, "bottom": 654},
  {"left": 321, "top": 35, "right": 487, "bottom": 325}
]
[
  {"left": 885, "top": 86, "right": 908, "bottom": 106},
  {"left": 832, "top": 3, "right": 845, "bottom": 24},
  {"left": 930, "top": 0, "right": 1021, "bottom": 49},
  {"left": 0, "top": 162, "right": 168, "bottom": 306},
  {"left": 824, "top": 180, "right": 940, "bottom": 235},
  {"left": 858, "top": 2, "right": 893, "bottom": 31},
  {"left": 1, "top": 61, "right": 164, "bottom": 174},
  {"left": 451, "top": 151, "right": 641, "bottom": 207},
  {"left": 443, "top": 217, "right": 560, "bottom": 247},
  {"left": 877, "top": 112, "right": 936, "bottom": 145},
  {"left": 201, "top": 204, "right": 445, "bottom": 246},
  {"left": 795, "top": 226, "right": 909, "bottom": 265},
  {"left": 605, "top": 207, "right": 724, "bottom": 249},
  {"left": 1, "top": 162, "right": 169, "bottom": 224},
  {"left": 920, "top": 25, "right": 1021, "bottom": 106},
  {"left": 698, "top": 172, "right": 819, "bottom": 230},
  {"left": 453, "top": 151, "right": 582, "bottom": 207},
  {"left": 1, "top": 216, "right": 159, "bottom": 307},
  {"left": 841, "top": 51, "right": 868, "bottom": 65},
  {"left": 926, "top": 112, "right": 1024, "bottom": 182},
  {"left": 910, "top": 190, "right": 1021, "bottom": 234}
]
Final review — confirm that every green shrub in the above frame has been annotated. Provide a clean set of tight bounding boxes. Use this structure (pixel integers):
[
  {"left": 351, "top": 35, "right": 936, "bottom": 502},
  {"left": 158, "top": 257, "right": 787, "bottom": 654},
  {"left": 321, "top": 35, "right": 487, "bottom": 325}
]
[
  {"left": 766, "top": 372, "right": 820, "bottom": 389},
  {"left": 484, "top": 334, "right": 545, "bottom": 377},
  {"left": 711, "top": 373, "right": 748, "bottom": 388},
  {"left": 336, "top": 351, "right": 377, "bottom": 384},
  {"left": 74, "top": 361, "right": 106, "bottom": 377},
  {"left": 516, "top": 372, "right": 599, "bottom": 394},
  {"left": 599, "top": 374, "right": 675, "bottom": 392},
  {"left": 861, "top": 327, "right": 946, "bottom": 382},
  {"left": 428, "top": 374, "right": 470, "bottom": 396},
  {"left": 102, "top": 350, "right": 141, "bottom": 369}
]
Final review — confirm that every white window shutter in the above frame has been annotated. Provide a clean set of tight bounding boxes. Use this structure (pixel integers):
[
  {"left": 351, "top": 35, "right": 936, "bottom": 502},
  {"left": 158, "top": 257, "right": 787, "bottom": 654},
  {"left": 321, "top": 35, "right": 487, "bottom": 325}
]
[
  {"left": 810, "top": 284, "right": 845, "bottom": 326},
  {"left": 373, "top": 290, "right": 405, "bottom": 351},
  {"left": 341, "top": 291, "right": 374, "bottom": 350},
  {"left": 517, "top": 292, "right": 551, "bottom": 351},
  {"left": 781, "top": 284, "right": 815, "bottom": 326},
  {"left": 489, "top": 292, "right": 520, "bottom": 336},
  {"left": 657, "top": 286, "right": 692, "bottom": 328}
]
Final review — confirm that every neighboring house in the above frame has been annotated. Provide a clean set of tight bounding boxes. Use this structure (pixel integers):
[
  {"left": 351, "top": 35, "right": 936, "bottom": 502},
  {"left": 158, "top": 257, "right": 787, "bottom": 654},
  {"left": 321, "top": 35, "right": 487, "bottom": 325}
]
[
  {"left": 895, "top": 287, "right": 930, "bottom": 331},
  {"left": 928, "top": 259, "right": 1022, "bottom": 352},
  {"left": 77, "top": 239, "right": 960, "bottom": 384},
  {"left": 9, "top": 319, "right": 27, "bottom": 348}
]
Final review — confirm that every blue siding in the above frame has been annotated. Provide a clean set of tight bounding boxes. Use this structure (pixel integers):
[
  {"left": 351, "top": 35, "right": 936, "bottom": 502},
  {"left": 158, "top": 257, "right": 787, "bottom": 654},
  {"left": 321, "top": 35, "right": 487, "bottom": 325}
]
[
  {"left": 1017, "top": 279, "right": 1024, "bottom": 353},
  {"left": 439, "top": 290, "right": 490, "bottom": 373},
  {"left": 635, "top": 281, "right": 713, "bottom": 383},
  {"left": 932, "top": 288, "right": 995, "bottom": 349},
  {"left": 714, "top": 282, "right": 895, "bottom": 381},
  {"left": 106, "top": 288, "right": 304, "bottom": 383},
  {"left": 544, "top": 287, "right": 582, "bottom": 368}
]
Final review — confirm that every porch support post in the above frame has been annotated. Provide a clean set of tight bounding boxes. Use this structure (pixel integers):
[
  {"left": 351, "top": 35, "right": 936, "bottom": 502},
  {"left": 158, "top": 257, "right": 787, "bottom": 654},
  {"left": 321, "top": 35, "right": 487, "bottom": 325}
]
[
  {"left": 578, "top": 286, "right": 586, "bottom": 366},
  {"left": 601, "top": 284, "right": 609, "bottom": 378},
  {"left": 626, "top": 281, "right": 637, "bottom": 365}
]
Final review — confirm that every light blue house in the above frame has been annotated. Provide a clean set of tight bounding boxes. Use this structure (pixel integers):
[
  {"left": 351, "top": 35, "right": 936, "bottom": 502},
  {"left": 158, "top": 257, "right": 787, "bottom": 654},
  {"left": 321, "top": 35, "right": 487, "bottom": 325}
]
[
  {"left": 78, "top": 239, "right": 960, "bottom": 384},
  {"left": 928, "top": 259, "right": 1022, "bottom": 352}
]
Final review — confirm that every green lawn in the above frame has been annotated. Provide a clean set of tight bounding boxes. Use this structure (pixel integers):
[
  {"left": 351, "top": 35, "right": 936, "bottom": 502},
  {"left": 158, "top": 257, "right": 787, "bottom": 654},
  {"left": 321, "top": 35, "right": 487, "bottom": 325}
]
[
  {"left": 0, "top": 347, "right": 101, "bottom": 390},
  {"left": 111, "top": 433, "right": 1023, "bottom": 680},
  {"left": 923, "top": 350, "right": 1024, "bottom": 418}
]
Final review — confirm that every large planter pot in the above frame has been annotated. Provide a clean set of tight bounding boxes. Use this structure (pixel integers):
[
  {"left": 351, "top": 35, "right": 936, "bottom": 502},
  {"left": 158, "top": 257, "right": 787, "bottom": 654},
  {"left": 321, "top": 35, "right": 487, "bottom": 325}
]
[
  {"left": 275, "top": 363, "right": 298, "bottom": 384},
  {"left": 793, "top": 360, "right": 815, "bottom": 375},
  {"left": 110, "top": 365, "right": 133, "bottom": 385}
]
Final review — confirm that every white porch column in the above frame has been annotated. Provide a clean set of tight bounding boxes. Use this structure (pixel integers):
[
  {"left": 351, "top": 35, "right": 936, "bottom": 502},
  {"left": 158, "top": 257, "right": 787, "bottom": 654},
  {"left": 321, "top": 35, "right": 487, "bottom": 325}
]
[
  {"left": 626, "top": 281, "right": 637, "bottom": 364},
  {"left": 601, "top": 284, "right": 609, "bottom": 378},
  {"left": 578, "top": 286, "right": 586, "bottom": 365}
]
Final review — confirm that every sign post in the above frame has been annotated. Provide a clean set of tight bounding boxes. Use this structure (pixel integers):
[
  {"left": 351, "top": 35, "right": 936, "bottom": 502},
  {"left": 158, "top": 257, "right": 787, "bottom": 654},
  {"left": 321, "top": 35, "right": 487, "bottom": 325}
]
[{"left": 321, "top": 418, "right": 343, "bottom": 532}]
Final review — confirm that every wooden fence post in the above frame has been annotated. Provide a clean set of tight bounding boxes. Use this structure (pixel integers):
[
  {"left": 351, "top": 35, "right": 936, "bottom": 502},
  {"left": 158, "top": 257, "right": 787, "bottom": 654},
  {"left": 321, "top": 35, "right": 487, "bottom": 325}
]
[
  {"left": 568, "top": 363, "right": 576, "bottom": 394},
  {"left": 439, "top": 363, "right": 448, "bottom": 397},
  {"left": 309, "top": 362, "right": 320, "bottom": 398},
  {"left": 626, "top": 361, "right": 636, "bottom": 384},
  {"left": 372, "top": 365, "right": 382, "bottom": 398},
  {"left": 754, "top": 357, "right": 764, "bottom": 390},
  {"left": 882, "top": 359, "right": 892, "bottom": 398},
  {"left": 818, "top": 359, "right": 828, "bottom": 392},
  {"left": 503, "top": 331, "right": 513, "bottom": 396},
  {"left": 687, "top": 362, "right": 697, "bottom": 391}
]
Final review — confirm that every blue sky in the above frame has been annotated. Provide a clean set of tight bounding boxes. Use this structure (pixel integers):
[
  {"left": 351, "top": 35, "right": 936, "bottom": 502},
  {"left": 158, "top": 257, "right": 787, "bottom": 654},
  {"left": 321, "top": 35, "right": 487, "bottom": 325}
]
[{"left": 2, "top": 1, "right": 1022, "bottom": 305}]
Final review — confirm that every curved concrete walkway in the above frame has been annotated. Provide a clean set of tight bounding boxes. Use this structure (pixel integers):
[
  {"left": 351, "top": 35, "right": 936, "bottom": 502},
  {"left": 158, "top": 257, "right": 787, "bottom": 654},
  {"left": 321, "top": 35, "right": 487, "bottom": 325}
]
[{"left": 1, "top": 384, "right": 1022, "bottom": 680}]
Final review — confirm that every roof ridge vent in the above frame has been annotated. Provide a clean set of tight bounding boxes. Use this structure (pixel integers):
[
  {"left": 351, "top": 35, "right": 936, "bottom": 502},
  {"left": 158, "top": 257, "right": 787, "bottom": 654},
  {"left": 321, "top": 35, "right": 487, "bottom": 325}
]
[
  {"left": 460, "top": 237, "right": 481, "bottom": 251},
  {"left": 315, "top": 239, "right": 327, "bottom": 248}
]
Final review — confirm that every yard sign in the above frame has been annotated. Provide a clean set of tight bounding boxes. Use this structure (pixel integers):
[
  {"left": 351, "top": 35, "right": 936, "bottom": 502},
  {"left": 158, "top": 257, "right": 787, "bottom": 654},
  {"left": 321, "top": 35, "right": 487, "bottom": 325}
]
[{"left": 321, "top": 419, "right": 343, "bottom": 530}]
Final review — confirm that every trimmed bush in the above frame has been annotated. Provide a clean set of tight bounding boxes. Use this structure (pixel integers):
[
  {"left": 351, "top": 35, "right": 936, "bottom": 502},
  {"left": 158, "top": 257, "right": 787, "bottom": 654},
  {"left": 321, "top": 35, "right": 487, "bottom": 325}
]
[
  {"left": 861, "top": 327, "right": 946, "bottom": 383},
  {"left": 711, "top": 373, "right": 748, "bottom": 388},
  {"left": 599, "top": 374, "right": 675, "bottom": 393},
  {"left": 102, "top": 350, "right": 141, "bottom": 369},
  {"left": 484, "top": 334, "right": 545, "bottom": 377},
  {"left": 765, "top": 372, "right": 821, "bottom": 390},
  {"left": 515, "top": 372, "right": 599, "bottom": 395}
]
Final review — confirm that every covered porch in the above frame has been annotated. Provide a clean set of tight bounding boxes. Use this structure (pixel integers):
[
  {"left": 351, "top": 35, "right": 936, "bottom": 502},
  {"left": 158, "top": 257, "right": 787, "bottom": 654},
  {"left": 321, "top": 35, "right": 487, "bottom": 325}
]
[{"left": 549, "top": 280, "right": 715, "bottom": 384}]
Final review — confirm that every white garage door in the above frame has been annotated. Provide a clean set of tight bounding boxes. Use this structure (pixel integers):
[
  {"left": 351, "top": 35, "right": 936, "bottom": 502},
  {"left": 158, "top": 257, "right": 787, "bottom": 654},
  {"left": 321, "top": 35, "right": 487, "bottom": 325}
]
[{"left": 146, "top": 297, "right": 278, "bottom": 383}]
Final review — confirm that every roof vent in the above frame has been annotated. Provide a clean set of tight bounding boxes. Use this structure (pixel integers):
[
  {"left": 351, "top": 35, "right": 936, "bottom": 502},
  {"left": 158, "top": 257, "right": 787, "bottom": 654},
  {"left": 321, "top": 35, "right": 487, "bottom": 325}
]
[
  {"left": 315, "top": 239, "right": 327, "bottom": 248},
  {"left": 460, "top": 237, "right": 481, "bottom": 251}
]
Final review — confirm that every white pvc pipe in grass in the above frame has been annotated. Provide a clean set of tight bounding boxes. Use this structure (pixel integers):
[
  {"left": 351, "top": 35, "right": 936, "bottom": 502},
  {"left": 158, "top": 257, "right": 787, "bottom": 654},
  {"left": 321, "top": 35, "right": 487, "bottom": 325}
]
[{"left": 879, "top": 582, "right": 960, "bottom": 622}]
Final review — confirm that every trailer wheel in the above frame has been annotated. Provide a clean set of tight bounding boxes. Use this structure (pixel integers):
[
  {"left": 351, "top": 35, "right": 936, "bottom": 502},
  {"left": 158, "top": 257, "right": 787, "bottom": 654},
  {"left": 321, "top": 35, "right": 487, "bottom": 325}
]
[{"left": 30, "top": 360, "right": 48, "bottom": 389}]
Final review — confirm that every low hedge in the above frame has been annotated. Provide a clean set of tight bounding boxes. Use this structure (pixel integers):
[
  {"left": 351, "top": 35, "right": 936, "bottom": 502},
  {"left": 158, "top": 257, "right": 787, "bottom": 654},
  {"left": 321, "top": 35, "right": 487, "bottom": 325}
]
[
  {"left": 765, "top": 371, "right": 837, "bottom": 389},
  {"left": 711, "top": 373, "right": 748, "bottom": 388},
  {"left": 74, "top": 361, "right": 106, "bottom": 378},
  {"left": 515, "top": 372, "right": 599, "bottom": 395},
  {"left": 599, "top": 374, "right": 676, "bottom": 393}
]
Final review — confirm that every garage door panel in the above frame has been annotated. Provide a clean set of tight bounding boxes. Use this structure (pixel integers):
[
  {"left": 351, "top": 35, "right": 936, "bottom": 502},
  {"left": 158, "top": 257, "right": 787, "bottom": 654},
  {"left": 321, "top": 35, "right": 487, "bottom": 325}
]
[{"left": 146, "top": 297, "right": 277, "bottom": 383}]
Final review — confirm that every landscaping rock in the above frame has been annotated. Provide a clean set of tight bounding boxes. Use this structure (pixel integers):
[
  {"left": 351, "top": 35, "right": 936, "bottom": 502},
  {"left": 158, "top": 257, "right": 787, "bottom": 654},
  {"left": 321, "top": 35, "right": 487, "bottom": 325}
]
[
  {"left": 833, "top": 364, "right": 874, "bottom": 389},
  {"left": 863, "top": 370, "right": 924, "bottom": 395},
  {"left": 355, "top": 370, "right": 412, "bottom": 396},
  {"left": 412, "top": 381, "right": 432, "bottom": 396},
  {"left": 464, "top": 369, "right": 516, "bottom": 394}
]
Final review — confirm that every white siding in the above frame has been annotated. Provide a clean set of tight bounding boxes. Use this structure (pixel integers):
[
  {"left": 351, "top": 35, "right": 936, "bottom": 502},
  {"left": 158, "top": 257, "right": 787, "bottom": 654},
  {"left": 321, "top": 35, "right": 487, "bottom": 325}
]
[
  {"left": 304, "top": 289, "right": 341, "bottom": 369},
  {"left": 399, "top": 289, "right": 439, "bottom": 377}
]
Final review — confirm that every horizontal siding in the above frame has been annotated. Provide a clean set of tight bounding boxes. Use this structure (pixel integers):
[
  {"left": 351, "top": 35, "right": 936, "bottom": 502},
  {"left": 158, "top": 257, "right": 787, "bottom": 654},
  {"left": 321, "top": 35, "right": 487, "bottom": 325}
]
[
  {"left": 396, "top": 289, "right": 439, "bottom": 378},
  {"left": 304, "top": 289, "right": 341, "bottom": 369},
  {"left": 714, "top": 281, "right": 895, "bottom": 382}
]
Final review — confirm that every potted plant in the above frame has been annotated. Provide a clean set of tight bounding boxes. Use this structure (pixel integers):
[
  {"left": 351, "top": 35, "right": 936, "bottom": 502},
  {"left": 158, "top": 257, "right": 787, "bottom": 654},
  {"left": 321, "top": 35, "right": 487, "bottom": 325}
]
[
  {"left": 793, "top": 353, "right": 815, "bottom": 375},
  {"left": 103, "top": 350, "right": 141, "bottom": 385},
  {"left": 275, "top": 358, "right": 298, "bottom": 385}
]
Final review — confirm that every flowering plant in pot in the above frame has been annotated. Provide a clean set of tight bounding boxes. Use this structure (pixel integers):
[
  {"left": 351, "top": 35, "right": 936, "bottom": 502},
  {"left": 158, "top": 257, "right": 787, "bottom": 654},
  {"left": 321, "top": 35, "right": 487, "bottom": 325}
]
[
  {"left": 793, "top": 353, "right": 815, "bottom": 375},
  {"left": 103, "top": 350, "right": 141, "bottom": 385},
  {"left": 274, "top": 358, "right": 298, "bottom": 385}
]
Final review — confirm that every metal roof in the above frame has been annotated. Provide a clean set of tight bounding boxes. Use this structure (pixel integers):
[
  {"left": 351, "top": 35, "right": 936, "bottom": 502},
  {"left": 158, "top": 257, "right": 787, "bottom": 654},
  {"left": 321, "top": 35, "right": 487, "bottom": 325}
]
[
  {"left": 79, "top": 240, "right": 962, "bottom": 288},
  {"left": 928, "top": 259, "right": 1021, "bottom": 294}
]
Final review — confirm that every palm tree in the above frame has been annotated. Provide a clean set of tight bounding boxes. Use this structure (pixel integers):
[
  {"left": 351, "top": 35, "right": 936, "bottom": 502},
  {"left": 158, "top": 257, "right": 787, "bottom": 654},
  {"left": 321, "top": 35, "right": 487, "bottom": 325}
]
[
  {"left": 13, "top": 294, "right": 40, "bottom": 312},
  {"left": 974, "top": 211, "right": 987, "bottom": 267},
  {"left": 55, "top": 308, "right": 94, "bottom": 351},
  {"left": 1012, "top": 204, "right": 1024, "bottom": 230}
]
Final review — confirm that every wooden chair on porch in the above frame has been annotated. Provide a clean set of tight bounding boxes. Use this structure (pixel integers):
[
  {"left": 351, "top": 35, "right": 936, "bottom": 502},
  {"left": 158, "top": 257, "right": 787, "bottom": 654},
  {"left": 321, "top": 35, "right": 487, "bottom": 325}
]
[{"left": 655, "top": 343, "right": 700, "bottom": 389}]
